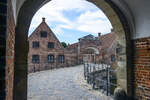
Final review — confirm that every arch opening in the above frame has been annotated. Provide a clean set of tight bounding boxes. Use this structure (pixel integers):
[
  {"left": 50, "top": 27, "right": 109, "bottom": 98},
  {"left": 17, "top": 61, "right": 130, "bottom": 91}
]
[
  {"left": 13, "top": 0, "right": 132, "bottom": 99},
  {"left": 85, "top": 47, "right": 100, "bottom": 55}
]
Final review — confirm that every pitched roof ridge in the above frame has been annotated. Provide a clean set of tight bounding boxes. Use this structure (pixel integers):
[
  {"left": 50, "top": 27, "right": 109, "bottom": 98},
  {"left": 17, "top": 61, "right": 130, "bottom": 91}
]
[
  {"left": 43, "top": 21, "right": 64, "bottom": 48},
  {"left": 28, "top": 22, "right": 43, "bottom": 38},
  {"left": 100, "top": 32, "right": 114, "bottom": 37},
  {"left": 28, "top": 18, "right": 64, "bottom": 48}
]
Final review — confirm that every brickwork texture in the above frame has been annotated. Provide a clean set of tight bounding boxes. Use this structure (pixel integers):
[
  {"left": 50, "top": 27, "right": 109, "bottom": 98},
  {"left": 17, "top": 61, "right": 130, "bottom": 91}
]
[{"left": 134, "top": 37, "right": 150, "bottom": 100}]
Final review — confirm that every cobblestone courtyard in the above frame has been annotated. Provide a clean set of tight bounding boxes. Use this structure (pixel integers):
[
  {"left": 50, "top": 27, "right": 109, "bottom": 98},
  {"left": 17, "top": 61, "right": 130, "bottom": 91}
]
[{"left": 28, "top": 65, "right": 111, "bottom": 100}]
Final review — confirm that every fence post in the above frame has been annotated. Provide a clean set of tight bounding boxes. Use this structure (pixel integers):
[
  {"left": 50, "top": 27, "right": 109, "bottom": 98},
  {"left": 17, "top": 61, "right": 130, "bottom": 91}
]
[
  {"left": 87, "top": 63, "right": 90, "bottom": 84},
  {"left": 93, "top": 63, "right": 96, "bottom": 72},
  {"left": 39, "top": 65, "right": 40, "bottom": 71},
  {"left": 92, "top": 72, "right": 95, "bottom": 89},
  {"left": 84, "top": 63, "right": 86, "bottom": 79},
  {"left": 33, "top": 65, "right": 35, "bottom": 72},
  {"left": 106, "top": 64, "right": 110, "bottom": 96},
  {"left": 107, "top": 65, "right": 109, "bottom": 96}
]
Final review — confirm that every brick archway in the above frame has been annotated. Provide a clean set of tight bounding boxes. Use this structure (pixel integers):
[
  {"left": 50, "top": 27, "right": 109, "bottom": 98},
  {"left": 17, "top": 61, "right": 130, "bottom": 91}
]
[
  {"left": 85, "top": 47, "right": 100, "bottom": 54},
  {"left": 13, "top": 0, "right": 133, "bottom": 100}
]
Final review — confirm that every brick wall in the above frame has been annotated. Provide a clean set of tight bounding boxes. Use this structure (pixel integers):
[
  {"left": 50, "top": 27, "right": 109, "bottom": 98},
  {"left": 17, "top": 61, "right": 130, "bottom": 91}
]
[
  {"left": 134, "top": 37, "right": 150, "bottom": 100},
  {"left": 6, "top": 0, "right": 15, "bottom": 100},
  {"left": 28, "top": 20, "right": 78, "bottom": 73},
  {"left": 0, "top": 0, "right": 15, "bottom": 100}
]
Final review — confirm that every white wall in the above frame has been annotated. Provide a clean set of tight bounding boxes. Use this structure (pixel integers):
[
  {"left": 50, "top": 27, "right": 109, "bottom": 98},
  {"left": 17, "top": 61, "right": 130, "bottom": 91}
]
[
  {"left": 11, "top": 0, "right": 16, "bottom": 23},
  {"left": 124, "top": 0, "right": 150, "bottom": 39}
]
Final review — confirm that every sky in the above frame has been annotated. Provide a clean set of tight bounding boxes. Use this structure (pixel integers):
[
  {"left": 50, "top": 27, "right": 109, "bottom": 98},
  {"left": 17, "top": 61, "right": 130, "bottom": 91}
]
[{"left": 28, "top": 0, "right": 112, "bottom": 44}]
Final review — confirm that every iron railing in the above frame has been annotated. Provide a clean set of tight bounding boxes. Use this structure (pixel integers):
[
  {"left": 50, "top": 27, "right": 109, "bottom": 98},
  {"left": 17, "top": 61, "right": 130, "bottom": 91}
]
[{"left": 84, "top": 62, "right": 117, "bottom": 97}]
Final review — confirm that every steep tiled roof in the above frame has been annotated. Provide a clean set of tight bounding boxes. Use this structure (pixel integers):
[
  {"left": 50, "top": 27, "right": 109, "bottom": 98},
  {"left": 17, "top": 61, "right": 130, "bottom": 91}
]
[
  {"left": 67, "top": 32, "right": 117, "bottom": 54},
  {"left": 67, "top": 43, "right": 78, "bottom": 49},
  {"left": 99, "top": 32, "right": 116, "bottom": 50},
  {"left": 28, "top": 18, "right": 64, "bottom": 49},
  {"left": 79, "top": 34, "right": 97, "bottom": 40}
]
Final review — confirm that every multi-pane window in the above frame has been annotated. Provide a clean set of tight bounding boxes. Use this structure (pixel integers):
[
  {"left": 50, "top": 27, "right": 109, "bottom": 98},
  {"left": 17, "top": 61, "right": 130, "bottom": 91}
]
[
  {"left": 40, "top": 31, "right": 47, "bottom": 38},
  {"left": 32, "top": 55, "right": 40, "bottom": 64},
  {"left": 116, "top": 48, "right": 121, "bottom": 54},
  {"left": 111, "top": 55, "right": 115, "bottom": 62},
  {"left": 88, "top": 55, "right": 90, "bottom": 59},
  {"left": 48, "top": 42, "right": 54, "bottom": 49},
  {"left": 32, "top": 41, "right": 39, "bottom": 48},
  {"left": 48, "top": 55, "right": 54, "bottom": 63},
  {"left": 58, "top": 55, "right": 65, "bottom": 63}
]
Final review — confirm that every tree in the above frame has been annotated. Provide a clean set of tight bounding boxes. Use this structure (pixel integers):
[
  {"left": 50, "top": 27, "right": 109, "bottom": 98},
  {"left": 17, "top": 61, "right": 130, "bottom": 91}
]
[{"left": 61, "top": 42, "right": 67, "bottom": 48}]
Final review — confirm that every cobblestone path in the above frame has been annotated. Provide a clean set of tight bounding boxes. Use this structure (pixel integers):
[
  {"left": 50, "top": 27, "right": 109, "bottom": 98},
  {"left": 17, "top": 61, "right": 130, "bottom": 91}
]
[{"left": 28, "top": 65, "right": 105, "bottom": 100}]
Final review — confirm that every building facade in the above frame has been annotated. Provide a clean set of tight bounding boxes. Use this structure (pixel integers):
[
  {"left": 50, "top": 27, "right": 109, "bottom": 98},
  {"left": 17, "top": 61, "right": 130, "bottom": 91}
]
[
  {"left": 67, "top": 32, "right": 117, "bottom": 66},
  {"left": 28, "top": 18, "right": 78, "bottom": 73},
  {"left": 28, "top": 18, "right": 117, "bottom": 73}
]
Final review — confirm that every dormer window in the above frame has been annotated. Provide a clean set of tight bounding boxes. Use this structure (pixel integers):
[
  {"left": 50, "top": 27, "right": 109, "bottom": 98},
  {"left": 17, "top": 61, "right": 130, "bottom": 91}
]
[{"left": 40, "top": 31, "right": 47, "bottom": 38}]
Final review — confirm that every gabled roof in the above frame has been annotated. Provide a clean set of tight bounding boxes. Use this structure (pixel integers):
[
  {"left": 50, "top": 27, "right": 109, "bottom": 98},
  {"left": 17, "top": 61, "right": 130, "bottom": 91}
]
[
  {"left": 67, "top": 32, "right": 117, "bottom": 53},
  {"left": 67, "top": 43, "right": 78, "bottom": 49},
  {"left": 79, "top": 34, "right": 98, "bottom": 40},
  {"left": 99, "top": 32, "right": 117, "bottom": 51},
  {"left": 28, "top": 18, "right": 63, "bottom": 48}
]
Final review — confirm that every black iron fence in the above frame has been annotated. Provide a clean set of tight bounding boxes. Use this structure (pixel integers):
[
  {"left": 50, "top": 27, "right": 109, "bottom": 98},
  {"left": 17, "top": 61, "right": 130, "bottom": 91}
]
[{"left": 84, "top": 62, "right": 117, "bottom": 97}]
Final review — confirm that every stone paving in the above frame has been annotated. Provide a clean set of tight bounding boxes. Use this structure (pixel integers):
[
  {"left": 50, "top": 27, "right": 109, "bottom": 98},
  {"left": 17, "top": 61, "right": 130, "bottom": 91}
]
[{"left": 28, "top": 65, "right": 112, "bottom": 100}]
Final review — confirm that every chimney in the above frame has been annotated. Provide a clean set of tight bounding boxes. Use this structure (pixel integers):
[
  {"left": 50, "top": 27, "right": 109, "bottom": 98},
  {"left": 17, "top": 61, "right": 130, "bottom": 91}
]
[
  {"left": 42, "top": 17, "right": 45, "bottom": 22},
  {"left": 98, "top": 32, "right": 101, "bottom": 37},
  {"left": 78, "top": 38, "right": 81, "bottom": 42},
  {"left": 111, "top": 28, "right": 114, "bottom": 32}
]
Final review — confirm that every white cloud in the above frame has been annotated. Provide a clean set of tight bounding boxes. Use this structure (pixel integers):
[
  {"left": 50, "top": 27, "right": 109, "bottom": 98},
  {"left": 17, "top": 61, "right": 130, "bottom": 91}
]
[
  {"left": 29, "top": 0, "right": 112, "bottom": 36},
  {"left": 76, "top": 10, "right": 112, "bottom": 34},
  {"left": 77, "top": 10, "right": 106, "bottom": 23},
  {"left": 45, "top": 0, "right": 96, "bottom": 12},
  {"left": 52, "top": 26, "right": 64, "bottom": 35},
  {"left": 58, "top": 24, "right": 73, "bottom": 29},
  {"left": 77, "top": 20, "right": 111, "bottom": 34},
  {"left": 30, "top": 0, "right": 93, "bottom": 25},
  {"left": 53, "top": 10, "right": 112, "bottom": 34}
]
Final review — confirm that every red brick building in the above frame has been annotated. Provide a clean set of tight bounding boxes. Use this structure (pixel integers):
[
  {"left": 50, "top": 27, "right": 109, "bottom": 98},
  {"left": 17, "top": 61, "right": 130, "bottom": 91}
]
[
  {"left": 67, "top": 32, "right": 117, "bottom": 66},
  {"left": 28, "top": 18, "right": 117, "bottom": 73},
  {"left": 28, "top": 18, "right": 77, "bottom": 73}
]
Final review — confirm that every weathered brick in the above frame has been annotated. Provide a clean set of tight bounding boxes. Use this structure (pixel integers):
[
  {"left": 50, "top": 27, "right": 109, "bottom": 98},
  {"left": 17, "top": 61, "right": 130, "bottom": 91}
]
[
  {"left": 134, "top": 36, "right": 150, "bottom": 100},
  {"left": 5, "top": 0, "right": 15, "bottom": 100}
]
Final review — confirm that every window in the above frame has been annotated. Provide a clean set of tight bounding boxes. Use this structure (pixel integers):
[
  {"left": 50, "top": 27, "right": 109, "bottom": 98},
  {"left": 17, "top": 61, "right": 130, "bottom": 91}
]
[
  {"left": 32, "top": 41, "right": 39, "bottom": 48},
  {"left": 116, "top": 47, "right": 122, "bottom": 54},
  {"left": 58, "top": 55, "right": 65, "bottom": 63},
  {"left": 48, "top": 42, "right": 54, "bottom": 49},
  {"left": 48, "top": 55, "right": 54, "bottom": 63},
  {"left": 88, "top": 55, "right": 90, "bottom": 59},
  {"left": 32, "top": 55, "right": 40, "bottom": 64},
  {"left": 40, "top": 31, "right": 47, "bottom": 38},
  {"left": 111, "top": 55, "right": 115, "bottom": 62}
]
